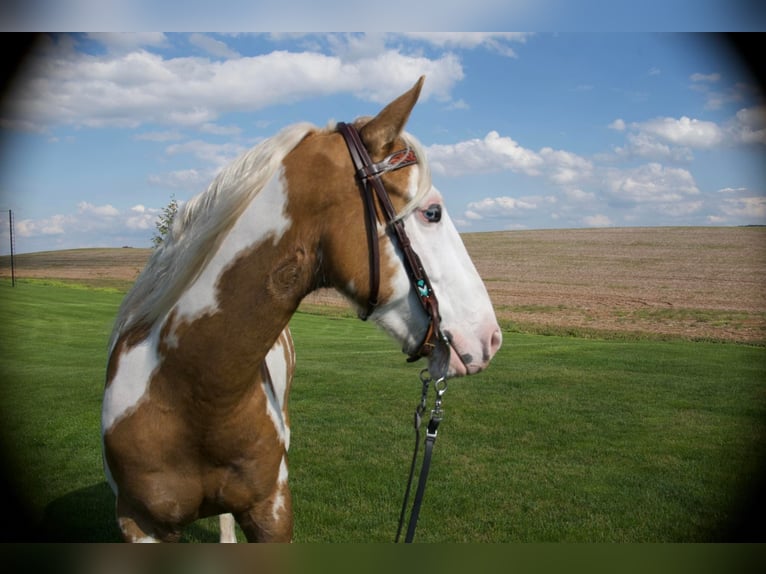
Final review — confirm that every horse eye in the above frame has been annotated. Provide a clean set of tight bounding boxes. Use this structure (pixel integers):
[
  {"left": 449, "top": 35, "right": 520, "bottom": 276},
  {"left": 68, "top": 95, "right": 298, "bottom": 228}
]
[{"left": 422, "top": 204, "right": 442, "bottom": 223}]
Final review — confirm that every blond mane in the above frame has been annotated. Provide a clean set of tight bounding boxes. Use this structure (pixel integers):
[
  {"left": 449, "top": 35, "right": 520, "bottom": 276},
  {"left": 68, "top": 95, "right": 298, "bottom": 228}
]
[{"left": 110, "top": 120, "right": 432, "bottom": 350}]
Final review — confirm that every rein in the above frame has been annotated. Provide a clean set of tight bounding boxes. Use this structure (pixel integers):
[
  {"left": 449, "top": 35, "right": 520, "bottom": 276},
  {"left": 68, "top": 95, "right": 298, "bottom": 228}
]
[{"left": 337, "top": 122, "right": 450, "bottom": 543}]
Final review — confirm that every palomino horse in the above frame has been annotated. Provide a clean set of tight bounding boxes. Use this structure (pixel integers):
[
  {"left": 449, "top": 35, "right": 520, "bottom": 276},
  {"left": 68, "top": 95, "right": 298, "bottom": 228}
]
[{"left": 101, "top": 77, "right": 502, "bottom": 542}]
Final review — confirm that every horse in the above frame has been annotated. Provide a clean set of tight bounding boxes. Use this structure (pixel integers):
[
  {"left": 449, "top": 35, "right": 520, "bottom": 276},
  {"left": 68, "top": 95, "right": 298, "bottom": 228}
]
[{"left": 101, "top": 76, "right": 502, "bottom": 542}]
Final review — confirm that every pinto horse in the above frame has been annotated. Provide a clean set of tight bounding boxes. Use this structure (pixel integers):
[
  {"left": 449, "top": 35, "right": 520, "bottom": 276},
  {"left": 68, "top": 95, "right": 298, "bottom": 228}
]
[{"left": 101, "top": 77, "right": 502, "bottom": 542}]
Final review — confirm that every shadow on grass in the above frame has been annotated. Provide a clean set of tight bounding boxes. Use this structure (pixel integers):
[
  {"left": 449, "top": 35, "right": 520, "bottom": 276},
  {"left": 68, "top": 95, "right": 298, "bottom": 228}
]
[
  {"left": 40, "top": 482, "right": 119, "bottom": 542},
  {"left": 40, "top": 482, "right": 222, "bottom": 542}
]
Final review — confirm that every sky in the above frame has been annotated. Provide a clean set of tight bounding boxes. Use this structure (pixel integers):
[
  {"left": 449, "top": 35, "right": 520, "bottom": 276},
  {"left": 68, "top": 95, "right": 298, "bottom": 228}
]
[{"left": 0, "top": 32, "right": 764, "bottom": 254}]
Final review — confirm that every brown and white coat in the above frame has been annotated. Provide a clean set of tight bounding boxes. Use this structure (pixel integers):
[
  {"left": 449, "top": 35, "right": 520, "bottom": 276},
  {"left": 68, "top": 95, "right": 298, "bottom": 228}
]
[{"left": 102, "top": 77, "right": 501, "bottom": 542}]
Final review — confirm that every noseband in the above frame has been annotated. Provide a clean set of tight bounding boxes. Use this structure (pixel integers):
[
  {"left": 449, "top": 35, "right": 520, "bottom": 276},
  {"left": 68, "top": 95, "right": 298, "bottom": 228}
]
[{"left": 337, "top": 122, "right": 448, "bottom": 367}]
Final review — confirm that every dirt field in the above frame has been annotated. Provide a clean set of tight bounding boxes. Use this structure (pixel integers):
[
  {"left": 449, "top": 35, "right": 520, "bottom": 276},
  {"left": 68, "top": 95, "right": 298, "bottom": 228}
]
[{"left": 2, "top": 227, "right": 765, "bottom": 343}]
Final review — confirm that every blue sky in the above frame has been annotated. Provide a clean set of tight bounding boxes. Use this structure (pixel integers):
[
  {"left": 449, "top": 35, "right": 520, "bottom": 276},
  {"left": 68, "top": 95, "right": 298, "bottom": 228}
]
[{"left": 0, "top": 32, "right": 764, "bottom": 254}]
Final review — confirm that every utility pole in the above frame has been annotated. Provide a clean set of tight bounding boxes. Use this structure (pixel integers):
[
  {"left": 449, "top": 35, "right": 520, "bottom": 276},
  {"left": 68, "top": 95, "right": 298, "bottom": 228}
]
[{"left": 8, "top": 209, "right": 15, "bottom": 287}]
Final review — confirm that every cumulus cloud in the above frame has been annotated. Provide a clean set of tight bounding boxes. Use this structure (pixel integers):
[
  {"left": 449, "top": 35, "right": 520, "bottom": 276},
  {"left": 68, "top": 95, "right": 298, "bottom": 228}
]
[
  {"left": 637, "top": 116, "right": 723, "bottom": 148},
  {"left": 727, "top": 106, "right": 766, "bottom": 145},
  {"left": 399, "top": 32, "right": 530, "bottom": 57},
  {"left": 617, "top": 131, "right": 693, "bottom": 162},
  {"left": 689, "top": 72, "right": 759, "bottom": 111},
  {"left": 77, "top": 201, "right": 119, "bottom": 217},
  {"left": 14, "top": 201, "right": 164, "bottom": 246},
  {"left": 583, "top": 214, "right": 613, "bottom": 227},
  {"left": 3, "top": 34, "right": 466, "bottom": 132},
  {"left": 165, "top": 140, "right": 247, "bottom": 170},
  {"left": 464, "top": 196, "right": 540, "bottom": 222},
  {"left": 609, "top": 118, "right": 626, "bottom": 131},
  {"left": 718, "top": 196, "right": 766, "bottom": 220},
  {"left": 611, "top": 112, "right": 754, "bottom": 161},
  {"left": 148, "top": 168, "right": 211, "bottom": 191},
  {"left": 427, "top": 131, "right": 543, "bottom": 177},
  {"left": 564, "top": 188, "right": 595, "bottom": 201},
  {"left": 690, "top": 72, "right": 721, "bottom": 84},
  {"left": 603, "top": 162, "right": 700, "bottom": 205},
  {"left": 85, "top": 32, "right": 170, "bottom": 53},
  {"left": 133, "top": 130, "right": 184, "bottom": 142},
  {"left": 539, "top": 147, "right": 593, "bottom": 185},
  {"left": 188, "top": 33, "right": 241, "bottom": 59},
  {"left": 16, "top": 214, "right": 75, "bottom": 237}
]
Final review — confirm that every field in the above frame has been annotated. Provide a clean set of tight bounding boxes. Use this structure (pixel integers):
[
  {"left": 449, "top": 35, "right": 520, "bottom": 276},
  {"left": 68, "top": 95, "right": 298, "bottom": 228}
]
[
  {"left": 3, "top": 226, "right": 765, "bottom": 343},
  {"left": 0, "top": 227, "right": 765, "bottom": 542}
]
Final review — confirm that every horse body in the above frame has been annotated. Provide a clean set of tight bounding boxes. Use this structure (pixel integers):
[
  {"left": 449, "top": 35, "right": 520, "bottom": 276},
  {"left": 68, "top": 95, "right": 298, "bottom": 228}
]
[{"left": 102, "top": 77, "right": 501, "bottom": 542}]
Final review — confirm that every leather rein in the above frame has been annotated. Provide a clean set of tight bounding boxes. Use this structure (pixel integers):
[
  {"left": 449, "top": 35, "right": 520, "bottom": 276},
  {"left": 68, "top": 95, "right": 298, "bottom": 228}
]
[
  {"left": 337, "top": 122, "right": 448, "bottom": 365},
  {"left": 337, "top": 122, "right": 450, "bottom": 543}
]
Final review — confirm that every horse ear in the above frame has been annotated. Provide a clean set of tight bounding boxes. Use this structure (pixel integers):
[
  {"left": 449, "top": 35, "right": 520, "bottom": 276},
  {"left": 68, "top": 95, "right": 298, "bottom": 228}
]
[{"left": 360, "top": 76, "right": 424, "bottom": 156}]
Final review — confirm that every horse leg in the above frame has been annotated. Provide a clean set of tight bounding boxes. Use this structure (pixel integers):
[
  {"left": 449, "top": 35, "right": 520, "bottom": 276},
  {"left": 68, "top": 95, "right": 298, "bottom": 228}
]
[
  {"left": 115, "top": 495, "right": 183, "bottom": 543},
  {"left": 235, "top": 481, "right": 293, "bottom": 543},
  {"left": 219, "top": 513, "right": 238, "bottom": 543}
]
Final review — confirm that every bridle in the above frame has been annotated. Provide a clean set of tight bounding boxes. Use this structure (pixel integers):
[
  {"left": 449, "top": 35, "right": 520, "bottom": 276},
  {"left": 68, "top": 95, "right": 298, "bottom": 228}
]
[
  {"left": 337, "top": 122, "right": 449, "bottom": 370},
  {"left": 337, "top": 121, "right": 451, "bottom": 543}
]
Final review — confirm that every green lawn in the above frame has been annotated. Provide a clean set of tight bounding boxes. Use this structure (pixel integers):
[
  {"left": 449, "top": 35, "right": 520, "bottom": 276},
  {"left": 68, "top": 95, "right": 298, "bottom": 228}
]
[{"left": 0, "top": 280, "right": 764, "bottom": 542}]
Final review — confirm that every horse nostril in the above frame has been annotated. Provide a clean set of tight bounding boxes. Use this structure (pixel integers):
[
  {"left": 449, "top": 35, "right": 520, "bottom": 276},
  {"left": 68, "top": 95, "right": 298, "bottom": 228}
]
[{"left": 488, "top": 328, "right": 502, "bottom": 359}]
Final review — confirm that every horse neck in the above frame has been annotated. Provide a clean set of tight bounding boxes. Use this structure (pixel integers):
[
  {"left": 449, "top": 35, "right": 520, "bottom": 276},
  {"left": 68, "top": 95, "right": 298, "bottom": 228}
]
[{"left": 160, "top": 171, "right": 318, "bottom": 397}]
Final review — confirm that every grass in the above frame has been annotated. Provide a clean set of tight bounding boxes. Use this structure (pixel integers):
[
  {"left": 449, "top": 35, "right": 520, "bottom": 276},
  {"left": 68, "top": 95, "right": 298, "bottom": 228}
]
[{"left": 0, "top": 280, "right": 765, "bottom": 542}]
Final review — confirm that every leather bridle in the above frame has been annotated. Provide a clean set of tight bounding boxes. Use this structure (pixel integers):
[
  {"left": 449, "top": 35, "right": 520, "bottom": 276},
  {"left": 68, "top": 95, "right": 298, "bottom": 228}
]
[{"left": 337, "top": 122, "right": 449, "bottom": 369}]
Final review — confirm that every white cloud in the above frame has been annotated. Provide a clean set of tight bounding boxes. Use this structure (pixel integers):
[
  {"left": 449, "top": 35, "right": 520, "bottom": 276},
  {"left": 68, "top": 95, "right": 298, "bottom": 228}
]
[
  {"left": 85, "top": 33, "right": 169, "bottom": 53},
  {"left": 464, "top": 196, "right": 539, "bottom": 220},
  {"left": 134, "top": 130, "right": 183, "bottom": 142},
  {"left": 427, "top": 131, "right": 543, "bottom": 177},
  {"left": 617, "top": 131, "right": 692, "bottom": 162},
  {"left": 199, "top": 123, "right": 243, "bottom": 136},
  {"left": 188, "top": 33, "right": 241, "bottom": 59},
  {"left": 717, "top": 186, "right": 748, "bottom": 194},
  {"left": 77, "top": 201, "right": 119, "bottom": 217},
  {"left": 164, "top": 140, "right": 247, "bottom": 171},
  {"left": 690, "top": 72, "right": 721, "bottom": 84},
  {"left": 539, "top": 147, "right": 593, "bottom": 185},
  {"left": 718, "top": 196, "right": 766, "bottom": 220},
  {"left": 5, "top": 36, "right": 465, "bottom": 131},
  {"left": 16, "top": 214, "right": 75, "bottom": 237},
  {"left": 564, "top": 188, "right": 595, "bottom": 201},
  {"left": 125, "top": 204, "right": 161, "bottom": 230},
  {"left": 603, "top": 162, "right": 700, "bottom": 204},
  {"left": 612, "top": 113, "right": 745, "bottom": 161},
  {"left": 727, "top": 106, "right": 766, "bottom": 145},
  {"left": 583, "top": 214, "right": 613, "bottom": 227},
  {"left": 13, "top": 201, "right": 165, "bottom": 245},
  {"left": 609, "top": 118, "right": 626, "bottom": 131},
  {"left": 148, "top": 168, "right": 211, "bottom": 191},
  {"left": 637, "top": 116, "right": 723, "bottom": 148},
  {"left": 399, "top": 32, "right": 530, "bottom": 57},
  {"left": 689, "top": 74, "right": 756, "bottom": 111}
]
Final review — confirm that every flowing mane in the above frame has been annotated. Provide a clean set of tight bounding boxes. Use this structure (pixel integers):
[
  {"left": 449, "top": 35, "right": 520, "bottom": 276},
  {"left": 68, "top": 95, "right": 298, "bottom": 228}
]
[
  {"left": 109, "top": 122, "right": 316, "bottom": 349},
  {"left": 109, "top": 119, "right": 433, "bottom": 351}
]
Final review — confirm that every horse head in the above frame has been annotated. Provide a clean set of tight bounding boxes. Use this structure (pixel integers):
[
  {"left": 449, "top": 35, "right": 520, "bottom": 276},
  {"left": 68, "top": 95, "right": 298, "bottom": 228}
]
[{"left": 287, "top": 77, "right": 502, "bottom": 379}]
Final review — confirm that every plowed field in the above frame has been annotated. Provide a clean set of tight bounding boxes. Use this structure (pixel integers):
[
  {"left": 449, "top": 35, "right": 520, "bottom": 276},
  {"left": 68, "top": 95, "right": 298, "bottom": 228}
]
[{"left": 3, "top": 226, "right": 765, "bottom": 343}]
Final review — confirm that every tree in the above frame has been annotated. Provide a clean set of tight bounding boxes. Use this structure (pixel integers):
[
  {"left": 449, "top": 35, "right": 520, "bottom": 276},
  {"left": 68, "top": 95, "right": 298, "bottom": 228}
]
[{"left": 152, "top": 195, "right": 178, "bottom": 248}]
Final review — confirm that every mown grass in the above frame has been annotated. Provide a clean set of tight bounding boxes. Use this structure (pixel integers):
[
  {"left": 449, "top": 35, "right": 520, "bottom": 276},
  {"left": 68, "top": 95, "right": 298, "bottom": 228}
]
[{"left": 0, "top": 280, "right": 764, "bottom": 542}]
